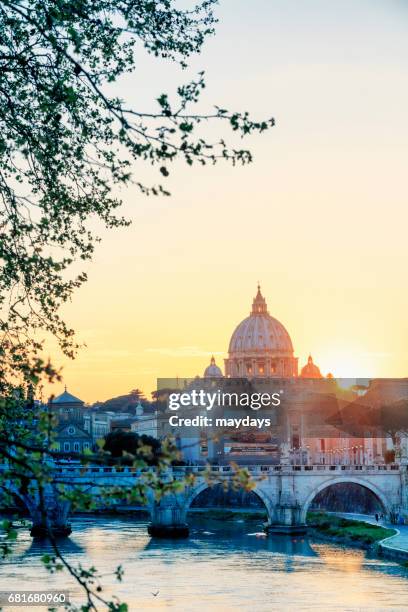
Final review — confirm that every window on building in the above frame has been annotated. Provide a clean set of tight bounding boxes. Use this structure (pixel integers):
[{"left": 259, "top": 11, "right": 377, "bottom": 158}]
[
  {"left": 73, "top": 442, "right": 80, "bottom": 453},
  {"left": 83, "top": 442, "right": 90, "bottom": 450},
  {"left": 64, "top": 442, "right": 70, "bottom": 452}
]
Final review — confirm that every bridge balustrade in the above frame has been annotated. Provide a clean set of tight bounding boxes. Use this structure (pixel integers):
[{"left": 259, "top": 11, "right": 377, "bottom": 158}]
[
  {"left": 9, "top": 462, "right": 404, "bottom": 477},
  {"left": 2, "top": 462, "right": 405, "bottom": 474}
]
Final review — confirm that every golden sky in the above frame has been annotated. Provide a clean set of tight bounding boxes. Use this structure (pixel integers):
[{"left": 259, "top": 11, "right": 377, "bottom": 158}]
[{"left": 45, "top": 0, "right": 408, "bottom": 403}]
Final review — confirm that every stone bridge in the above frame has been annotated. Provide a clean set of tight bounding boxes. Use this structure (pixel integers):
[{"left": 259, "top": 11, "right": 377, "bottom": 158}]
[
  {"left": 0, "top": 478, "right": 71, "bottom": 537},
  {"left": 148, "top": 463, "right": 408, "bottom": 536},
  {"left": 1, "top": 464, "right": 407, "bottom": 537}
]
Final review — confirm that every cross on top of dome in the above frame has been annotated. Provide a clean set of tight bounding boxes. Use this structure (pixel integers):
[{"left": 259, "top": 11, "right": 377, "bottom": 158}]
[{"left": 251, "top": 283, "right": 269, "bottom": 315}]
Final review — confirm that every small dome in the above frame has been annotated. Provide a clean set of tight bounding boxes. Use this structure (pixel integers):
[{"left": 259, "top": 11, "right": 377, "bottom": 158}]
[
  {"left": 300, "top": 355, "right": 322, "bottom": 379},
  {"left": 204, "top": 356, "right": 223, "bottom": 378}
]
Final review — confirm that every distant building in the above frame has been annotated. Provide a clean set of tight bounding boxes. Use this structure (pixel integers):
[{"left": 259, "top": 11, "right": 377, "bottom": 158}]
[
  {"left": 130, "top": 402, "right": 158, "bottom": 438},
  {"left": 206, "top": 286, "right": 327, "bottom": 381},
  {"left": 50, "top": 387, "right": 92, "bottom": 454},
  {"left": 49, "top": 387, "right": 85, "bottom": 424},
  {"left": 55, "top": 422, "right": 92, "bottom": 454},
  {"left": 84, "top": 410, "right": 115, "bottom": 443}
]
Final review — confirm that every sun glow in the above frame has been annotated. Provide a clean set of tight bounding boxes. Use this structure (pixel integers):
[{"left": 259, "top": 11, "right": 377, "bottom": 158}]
[{"left": 317, "top": 347, "right": 377, "bottom": 380}]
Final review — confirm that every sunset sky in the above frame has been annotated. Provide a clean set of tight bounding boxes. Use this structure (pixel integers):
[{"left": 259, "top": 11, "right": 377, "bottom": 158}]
[{"left": 46, "top": 0, "right": 408, "bottom": 404}]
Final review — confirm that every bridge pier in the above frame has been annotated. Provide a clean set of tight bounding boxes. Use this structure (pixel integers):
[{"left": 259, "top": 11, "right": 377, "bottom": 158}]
[
  {"left": 1, "top": 479, "right": 73, "bottom": 538},
  {"left": 27, "top": 486, "right": 72, "bottom": 538},
  {"left": 265, "top": 473, "right": 307, "bottom": 535},
  {"left": 265, "top": 484, "right": 307, "bottom": 535},
  {"left": 265, "top": 504, "right": 307, "bottom": 535},
  {"left": 148, "top": 494, "right": 189, "bottom": 538}
]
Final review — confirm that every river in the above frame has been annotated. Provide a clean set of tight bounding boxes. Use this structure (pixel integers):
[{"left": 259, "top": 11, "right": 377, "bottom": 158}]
[{"left": 1, "top": 515, "right": 408, "bottom": 611}]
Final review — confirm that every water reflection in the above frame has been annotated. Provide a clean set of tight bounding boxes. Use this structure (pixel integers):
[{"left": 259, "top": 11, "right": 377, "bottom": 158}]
[
  {"left": 26, "top": 535, "right": 84, "bottom": 557},
  {"left": 0, "top": 516, "right": 407, "bottom": 611},
  {"left": 144, "top": 518, "right": 318, "bottom": 558}
]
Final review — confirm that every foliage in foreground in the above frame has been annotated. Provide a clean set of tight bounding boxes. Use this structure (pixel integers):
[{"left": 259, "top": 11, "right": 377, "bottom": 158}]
[
  {"left": 103, "top": 431, "right": 162, "bottom": 465},
  {"left": 0, "top": 0, "right": 273, "bottom": 372},
  {"left": 0, "top": 391, "right": 255, "bottom": 611},
  {"left": 0, "top": 0, "right": 270, "bottom": 608}
]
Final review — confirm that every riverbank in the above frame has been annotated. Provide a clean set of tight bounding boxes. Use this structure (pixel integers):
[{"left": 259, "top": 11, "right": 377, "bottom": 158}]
[
  {"left": 325, "top": 512, "right": 408, "bottom": 563},
  {"left": 307, "top": 512, "right": 395, "bottom": 550},
  {"left": 377, "top": 531, "right": 408, "bottom": 564}
]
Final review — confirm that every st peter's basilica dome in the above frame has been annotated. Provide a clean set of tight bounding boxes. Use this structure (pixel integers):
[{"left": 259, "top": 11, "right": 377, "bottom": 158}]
[{"left": 224, "top": 285, "right": 298, "bottom": 378}]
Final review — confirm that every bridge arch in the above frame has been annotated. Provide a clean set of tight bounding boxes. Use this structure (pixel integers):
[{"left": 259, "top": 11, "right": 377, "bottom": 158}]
[
  {"left": 0, "top": 483, "right": 38, "bottom": 518},
  {"left": 300, "top": 476, "right": 391, "bottom": 524},
  {"left": 185, "top": 482, "right": 273, "bottom": 521}
]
